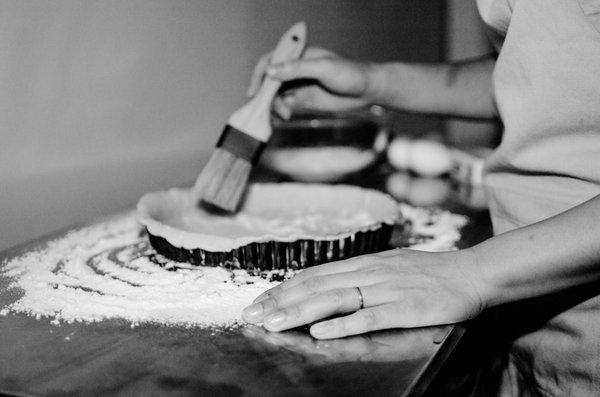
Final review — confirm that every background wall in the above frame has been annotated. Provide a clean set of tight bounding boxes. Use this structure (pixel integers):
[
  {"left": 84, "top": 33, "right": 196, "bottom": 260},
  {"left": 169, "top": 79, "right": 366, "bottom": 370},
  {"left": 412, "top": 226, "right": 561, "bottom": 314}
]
[{"left": 0, "top": 0, "right": 449, "bottom": 251}]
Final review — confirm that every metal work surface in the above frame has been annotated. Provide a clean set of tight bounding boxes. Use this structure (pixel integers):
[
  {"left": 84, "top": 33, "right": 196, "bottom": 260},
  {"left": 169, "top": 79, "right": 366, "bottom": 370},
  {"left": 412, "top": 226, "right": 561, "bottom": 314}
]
[
  {"left": 0, "top": 304, "right": 463, "bottom": 396},
  {"left": 0, "top": 172, "right": 492, "bottom": 396}
]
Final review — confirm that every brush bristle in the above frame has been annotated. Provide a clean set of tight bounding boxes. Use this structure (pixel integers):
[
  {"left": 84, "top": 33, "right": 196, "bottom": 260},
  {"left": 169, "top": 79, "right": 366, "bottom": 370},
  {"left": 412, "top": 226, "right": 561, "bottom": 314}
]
[{"left": 194, "top": 148, "right": 252, "bottom": 212}]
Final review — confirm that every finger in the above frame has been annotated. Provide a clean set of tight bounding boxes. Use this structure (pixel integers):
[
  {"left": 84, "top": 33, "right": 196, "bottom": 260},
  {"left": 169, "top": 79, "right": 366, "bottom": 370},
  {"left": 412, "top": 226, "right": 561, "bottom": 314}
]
[
  {"left": 257, "top": 251, "right": 390, "bottom": 299},
  {"left": 242, "top": 326, "right": 319, "bottom": 360},
  {"left": 311, "top": 336, "right": 375, "bottom": 363},
  {"left": 260, "top": 330, "right": 314, "bottom": 349},
  {"left": 258, "top": 329, "right": 316, "bottom": 354},
  {"left": 275, "top": 254, "right": 386, "bottom": 291},
  {"left": 280, "top": 88, "right": 312, "bottom": 113},
  {"left": 303, "top": 46, "right": 336, "bottom": 59},
  {"left": 432, "top": 325, "right": 454, "bottom": 344},
  {"left": 243, "top": 268, "right": 395, "bottom": 323},
  {"left": 252, "top": 254, "right": 377, "bottom": 303},
  {"left": 242, "top": 324, "right": 269, "bottom": 339},
  {"left": 261, "top": 287, "right": 363, "bottom": 332},
  {"left": 309, "top": 304, "right": 400, "bottom": 339},
  {"left": 309, "top": 295, "right": 454, "bottom": 340},
  {"left": 272, "top": 97, "right": 292, "bottom": 120},
  {"left": 266, "top": 58, "right": 338, "bottom": 84},
  {"left": 253, "top": 329, "right": 375, "bottom": 364},
  {"left": 248, "top": 47, "right": 334, "bottom": 97},
  {"left": 275, "top": 90, "right": 311, "bottom": 117},
  {"left": 373, "top": 248, "right": 404, "bottom": 258},
  {"left": 247, "top": 51, "right": 273, "bottom": 97},
  {"left": 356, "top": 328, "right": 440, "bottom": 362}
]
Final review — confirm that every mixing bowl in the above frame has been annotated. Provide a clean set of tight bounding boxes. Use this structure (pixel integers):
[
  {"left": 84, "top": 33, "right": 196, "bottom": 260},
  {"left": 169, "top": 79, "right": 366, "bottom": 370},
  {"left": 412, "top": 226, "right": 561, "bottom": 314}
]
[{"left": 261, "top": 106, "right": 389, "bottom": 182}]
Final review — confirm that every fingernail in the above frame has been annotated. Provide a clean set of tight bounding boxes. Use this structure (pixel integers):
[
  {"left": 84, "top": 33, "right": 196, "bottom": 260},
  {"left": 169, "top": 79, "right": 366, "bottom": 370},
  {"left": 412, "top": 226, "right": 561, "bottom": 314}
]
[
  {"left": 264, "top": 333, "right": 281, "bottom": 345},
  {"left": 311, "top": 321, "right": 334, "bottom": 338},
  {"left": 253, "top": 294, "right": 269, "bottom": 304},
  {"left": 264, "top": 312, "right": 286, "bottom": 328},
  {"left": 432, "top": 326, "right": 452, "bottom": 344},
  {"left": 280, "top": 106, "right": 292, "bottom": 120},
  {"left": 242, "top": 303, "right": 263, "bottom": 320},
  {"left": 241, "top": 326, "right": 260, "bottom": 338}
]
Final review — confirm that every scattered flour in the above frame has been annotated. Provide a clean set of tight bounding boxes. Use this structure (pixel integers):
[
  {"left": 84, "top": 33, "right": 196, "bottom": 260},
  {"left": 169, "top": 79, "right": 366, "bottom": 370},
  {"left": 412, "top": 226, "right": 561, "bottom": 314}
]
[
  {"left": 398, "top": 203, "right": 469, "bottom": 251},
  {"left": 0, "top": 204, "right": 468, "bottom": 328}
]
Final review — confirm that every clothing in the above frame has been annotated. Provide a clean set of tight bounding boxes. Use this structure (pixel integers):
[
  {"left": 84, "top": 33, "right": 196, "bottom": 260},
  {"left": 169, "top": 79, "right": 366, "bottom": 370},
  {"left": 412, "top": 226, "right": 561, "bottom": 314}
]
[{"left": 477, "top": 0, "right": 600, "bottom": 395}]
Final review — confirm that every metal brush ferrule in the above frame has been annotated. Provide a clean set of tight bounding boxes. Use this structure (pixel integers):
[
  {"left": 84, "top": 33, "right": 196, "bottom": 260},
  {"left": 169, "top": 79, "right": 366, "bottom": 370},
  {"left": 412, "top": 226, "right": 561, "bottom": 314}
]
[{"left": 216, "top": 126, "right": 266, "bottom": 165}]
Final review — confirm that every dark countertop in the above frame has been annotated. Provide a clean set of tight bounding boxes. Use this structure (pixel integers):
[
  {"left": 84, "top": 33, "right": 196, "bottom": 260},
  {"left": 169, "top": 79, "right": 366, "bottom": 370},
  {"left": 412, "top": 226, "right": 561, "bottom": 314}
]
[{"left": 0, "top": 169, "right": 494, "bottom": 396}]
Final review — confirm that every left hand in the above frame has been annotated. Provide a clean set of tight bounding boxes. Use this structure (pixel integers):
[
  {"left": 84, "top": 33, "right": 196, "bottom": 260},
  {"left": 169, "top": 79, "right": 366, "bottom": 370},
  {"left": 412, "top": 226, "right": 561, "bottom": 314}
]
[
  {"left": 243, "top": 324, "right": 453, "bottom": 364},
  {"left": 242, "top": 248, "right": 487, "bottom": 339}
]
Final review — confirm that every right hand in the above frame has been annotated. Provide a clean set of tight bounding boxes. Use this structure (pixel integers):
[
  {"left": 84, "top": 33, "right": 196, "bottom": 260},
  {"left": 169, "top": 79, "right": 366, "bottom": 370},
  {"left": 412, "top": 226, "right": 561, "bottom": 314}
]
[
  {"left": 242, "top": 248, "right": 486, "bottom": 339},
  {"left": 243, "top": 324, "right": 452, "bottom": 364},
  {"left": 247, "top": 47, "right": 379, "bottom": 118}
]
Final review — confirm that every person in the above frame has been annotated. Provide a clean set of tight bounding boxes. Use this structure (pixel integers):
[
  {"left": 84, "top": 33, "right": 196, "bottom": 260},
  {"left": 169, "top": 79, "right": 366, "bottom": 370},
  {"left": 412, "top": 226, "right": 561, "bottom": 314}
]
[{"left": 242, "top": 0, "right": 600, "bottom": 395}]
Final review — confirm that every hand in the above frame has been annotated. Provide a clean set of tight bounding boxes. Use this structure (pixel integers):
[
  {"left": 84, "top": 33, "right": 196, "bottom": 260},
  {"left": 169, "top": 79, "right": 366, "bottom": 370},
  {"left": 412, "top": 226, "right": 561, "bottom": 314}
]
[
  {"left": 246, "top": 47, "right": 379, "bottom": 118},
  {"left": 242, "top": 248, "right": 486, "bottom": 339},
  {"left": 243, "top": 324, "right": 452, "bottom": 364}
]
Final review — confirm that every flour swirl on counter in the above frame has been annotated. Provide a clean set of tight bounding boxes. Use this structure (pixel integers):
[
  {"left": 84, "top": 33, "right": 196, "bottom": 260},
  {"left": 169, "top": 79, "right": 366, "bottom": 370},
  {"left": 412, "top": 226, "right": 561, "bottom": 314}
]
[{"left": 0, "top": 205, "right": 466, "bottom": 328}]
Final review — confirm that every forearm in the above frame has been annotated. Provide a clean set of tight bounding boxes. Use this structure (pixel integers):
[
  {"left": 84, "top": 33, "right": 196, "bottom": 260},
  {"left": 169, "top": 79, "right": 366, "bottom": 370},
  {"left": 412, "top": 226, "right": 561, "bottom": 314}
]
[
  {"left": 368, "top": 56, "right": 497, "bottom": 119},
  {"left": 470, "top": 194, "right": 600, "bottom": 308}
]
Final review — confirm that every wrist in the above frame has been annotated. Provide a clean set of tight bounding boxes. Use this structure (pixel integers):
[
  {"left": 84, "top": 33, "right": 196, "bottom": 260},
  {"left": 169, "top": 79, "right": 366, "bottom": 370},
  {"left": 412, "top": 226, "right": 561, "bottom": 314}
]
[
  {"left": 364, "top": 62, "right": 392, "bottom": 107},
  {"left": 468, "top": 243, "right": 505, "bottom": 309},
  {"left": 455, "top": 247, "right": 493, "bottom": 313},
  {"left": 365, "top": 62, "right": 417, "bottom": 110}
]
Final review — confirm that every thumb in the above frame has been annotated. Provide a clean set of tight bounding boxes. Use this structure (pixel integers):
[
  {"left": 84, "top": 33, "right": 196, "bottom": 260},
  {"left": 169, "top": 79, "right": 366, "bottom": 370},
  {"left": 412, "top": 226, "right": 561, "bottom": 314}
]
[{"left": 266, "top": 58, "right": 336, "bottom": 84}]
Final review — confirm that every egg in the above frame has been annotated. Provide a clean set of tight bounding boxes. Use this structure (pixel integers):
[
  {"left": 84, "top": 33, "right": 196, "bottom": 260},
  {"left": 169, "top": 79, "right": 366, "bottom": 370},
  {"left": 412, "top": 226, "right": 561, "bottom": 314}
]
[
  {"left": 387, "top": 137, "right": 412, "bottom": 170},
  {"left": 385, "top": 172, "right": 412, "bottom": 200},
  {"left": 408, "top": 139, "right": 453, "bottom": 177},
  {"left": 407, "top": 177, "right": 451, "bottom": 207},
  {"left": 454, "top": 183, "right": 488, "bottom": 210}
]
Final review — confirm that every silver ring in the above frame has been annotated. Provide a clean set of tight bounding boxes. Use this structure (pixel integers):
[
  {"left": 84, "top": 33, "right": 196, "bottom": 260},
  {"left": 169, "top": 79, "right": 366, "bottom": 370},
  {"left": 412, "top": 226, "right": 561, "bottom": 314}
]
[{"left": 355, "top": 286, "right": 364, "bottom": 310}]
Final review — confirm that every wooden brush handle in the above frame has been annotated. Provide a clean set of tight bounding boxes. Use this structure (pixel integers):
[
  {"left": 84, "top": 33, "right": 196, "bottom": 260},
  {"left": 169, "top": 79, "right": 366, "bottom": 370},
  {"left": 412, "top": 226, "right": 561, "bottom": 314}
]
[
  {"left": 259, "top": 21, "right": 308, "bottom": 100},
  {"left": 228, "top": 22, "right": 307, "bottom": 142}
]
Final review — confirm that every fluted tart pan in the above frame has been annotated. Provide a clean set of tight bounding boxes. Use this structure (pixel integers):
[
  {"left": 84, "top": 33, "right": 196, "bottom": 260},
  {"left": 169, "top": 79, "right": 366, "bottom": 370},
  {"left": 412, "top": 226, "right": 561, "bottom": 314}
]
[{"left": 137, "top": 183, "right": 399, "bottom": 270}]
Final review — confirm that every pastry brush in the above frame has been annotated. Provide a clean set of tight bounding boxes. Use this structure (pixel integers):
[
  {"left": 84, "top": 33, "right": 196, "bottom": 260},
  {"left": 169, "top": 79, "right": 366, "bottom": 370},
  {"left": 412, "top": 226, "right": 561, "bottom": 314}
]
[{"left": 195, "top": 22, "right": 307, "bottom": 212}]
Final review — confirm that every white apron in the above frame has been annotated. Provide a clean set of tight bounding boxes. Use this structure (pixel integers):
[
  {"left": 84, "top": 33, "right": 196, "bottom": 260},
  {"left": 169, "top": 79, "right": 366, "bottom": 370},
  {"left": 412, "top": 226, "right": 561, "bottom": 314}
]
[{"left": 477, "top": 0, "right": 600, "bottom": 395}]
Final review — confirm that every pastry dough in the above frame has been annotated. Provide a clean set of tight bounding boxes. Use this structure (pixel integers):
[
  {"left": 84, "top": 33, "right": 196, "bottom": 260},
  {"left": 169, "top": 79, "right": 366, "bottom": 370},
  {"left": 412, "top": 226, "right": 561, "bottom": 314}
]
[{"left": 138, "top": 183, "right": 398, "bottom": 252}]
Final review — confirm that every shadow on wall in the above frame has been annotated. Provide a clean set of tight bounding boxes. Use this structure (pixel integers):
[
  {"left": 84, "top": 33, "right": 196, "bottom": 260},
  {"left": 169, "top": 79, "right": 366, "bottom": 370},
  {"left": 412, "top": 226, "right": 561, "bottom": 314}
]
[{"left": 0, "top": 0, "right": 446, "bottom": 251}]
